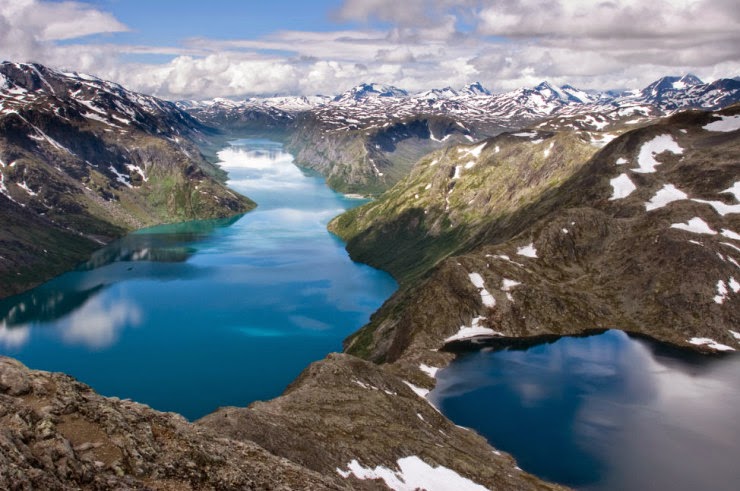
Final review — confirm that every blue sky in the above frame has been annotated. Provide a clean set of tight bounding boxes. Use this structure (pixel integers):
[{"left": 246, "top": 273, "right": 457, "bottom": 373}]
[
  {"left": 77, "top": 0, "right": 350, "bottom": 46},
  {"left": 2, "top": 0, "right": 738, "bottom": 99}
]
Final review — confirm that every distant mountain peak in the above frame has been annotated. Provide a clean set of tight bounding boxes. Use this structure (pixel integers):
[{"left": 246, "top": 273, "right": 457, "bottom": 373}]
[
  {"left": 335, "top": 83, "right": 408, "bottom": 102},
  {"left": 461, "top": 82, "right": 491, "bottom": 96},
  {"left": 675, "top": 73, "right": 703, "bottom": 88}
]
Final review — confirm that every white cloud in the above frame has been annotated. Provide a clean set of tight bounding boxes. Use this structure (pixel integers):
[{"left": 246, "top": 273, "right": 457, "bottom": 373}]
[
  {"left": 0, "top": 0, "right": 737, "bottom": 99},
  {"left": 0, "top": 0, "right": 127, "bottom": 50}
]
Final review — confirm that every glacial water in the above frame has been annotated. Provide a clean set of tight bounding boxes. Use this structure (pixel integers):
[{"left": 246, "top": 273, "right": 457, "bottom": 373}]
[
  {"left": 0, "top": 139, "right": 397, "bottom": 420},
  {"left": 430, "top": 330, "right": 740, "bottom": 491}
]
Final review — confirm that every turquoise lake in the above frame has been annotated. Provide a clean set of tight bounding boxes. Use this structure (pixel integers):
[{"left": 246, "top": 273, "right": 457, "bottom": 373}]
[
  {"left": 0, "top": 139, "right": 397, "bottom": 420},
  {"left": 431, "top": 330, "right": 740, "bottom": 491}
]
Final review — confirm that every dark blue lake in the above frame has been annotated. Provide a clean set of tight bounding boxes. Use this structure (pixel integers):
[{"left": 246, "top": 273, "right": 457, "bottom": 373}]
[
  {"left": 430, "top": 330, "right": 740, "bottom": 491},
  {"left": 0, "top": 139, "right": 397, "bottom": 420}
]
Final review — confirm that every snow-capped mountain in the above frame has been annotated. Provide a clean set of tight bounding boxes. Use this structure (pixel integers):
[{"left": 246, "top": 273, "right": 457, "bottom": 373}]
[
  {"left": 0, "top": 62, "right": 205, "bottom": 140},
  {"left": 333, "top": 83, "right": 409, "bottom": 103},
  {"left": 460, "top": 82, "right": 491, "bottom": 96},
  {"left": 642, "top": 74, "right": 704, "bottom": 99},
  {"left": 182, "top": 75, "right": 739, "bottom": 139},
  {"left": 177, "top": 74, "right": 739, "bottom": 196}
]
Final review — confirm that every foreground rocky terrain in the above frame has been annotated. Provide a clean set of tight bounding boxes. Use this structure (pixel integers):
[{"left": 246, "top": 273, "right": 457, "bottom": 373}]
[
  {"left": 0, "top": 357, "right": 346, "bottom": 490},
  {"left": 0, "top": 354, "right": 565, "bottom": 491},
  {"left": 0, "top": 63, "right": 254, "bottom": 298}
]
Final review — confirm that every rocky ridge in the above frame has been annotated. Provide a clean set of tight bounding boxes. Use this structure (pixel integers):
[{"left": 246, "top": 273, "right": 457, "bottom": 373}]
[
  {"left": 329, "top": 105, "right": 740, "bottom": 372},
  {"left": 0, "top": 356, "right": 346, "bottom": 490}
]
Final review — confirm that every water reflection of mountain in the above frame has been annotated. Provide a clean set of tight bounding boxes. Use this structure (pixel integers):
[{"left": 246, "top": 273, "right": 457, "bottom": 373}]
[
  {"left": 0, "top": 215, "right": 243, "bottom": 330},
  {"left": 78, "top": 214, "right": 244, "bottom": 271},
  {"left": 0, "top": 284, "right": 105, "bottom": 328}
]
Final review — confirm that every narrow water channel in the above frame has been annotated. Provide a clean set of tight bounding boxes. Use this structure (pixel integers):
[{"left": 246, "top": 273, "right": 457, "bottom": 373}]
[
  {"left": 430, "top": 330, "right": 740, "bottom": 491},
  {"left": 0, "top": 139, "right": 397, "bottom": 420}
]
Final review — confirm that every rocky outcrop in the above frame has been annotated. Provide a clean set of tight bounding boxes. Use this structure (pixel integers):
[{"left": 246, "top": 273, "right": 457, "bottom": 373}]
[{"left": 0, "top": 356, "right": 347, "bottom": 490}]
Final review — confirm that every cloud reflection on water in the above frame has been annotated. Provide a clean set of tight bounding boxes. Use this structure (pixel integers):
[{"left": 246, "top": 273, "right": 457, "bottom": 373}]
[
  {"left": 58, "top": 296, "right": 143, "bottom": 350},
  {"left": 431, "top": 330, "right": 740, "bottom": 490}
]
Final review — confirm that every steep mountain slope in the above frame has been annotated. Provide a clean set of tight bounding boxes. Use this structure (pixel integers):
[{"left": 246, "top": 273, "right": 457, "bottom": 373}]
[
  {"left": 182, "top": 76, "right": 740, "bottom": 196},
  {"left": 0, "top": 63, "right": 254, "bottom": 297},
  {"left": 330, "top": 105, "right": 740, "bottom": 367}
]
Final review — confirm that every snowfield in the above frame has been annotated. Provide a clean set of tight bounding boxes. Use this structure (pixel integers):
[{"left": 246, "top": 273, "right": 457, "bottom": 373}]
[{"left": 337, "top": 456, "right": 489, "bottom": 491}]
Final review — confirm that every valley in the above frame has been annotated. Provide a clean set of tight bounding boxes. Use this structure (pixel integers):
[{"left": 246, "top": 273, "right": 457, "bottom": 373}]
[{"left": 1, "top": 61, "right": 739, "bottom": 490}]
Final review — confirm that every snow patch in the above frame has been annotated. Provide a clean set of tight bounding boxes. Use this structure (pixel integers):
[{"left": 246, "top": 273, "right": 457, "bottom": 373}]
[
  {"left": 609, "top": 173, "right": 636, "bottom": 200},
  {"left": 730, "top": 277, "right": 740, "bottom": 293},
  {"left": 403, "top": 381, "right": 430, "bottom": 399},
  {"left": 17, "top": 181, "right": 37, "bottom": 196},
  {"left": 634, "top": 135, "right": 683, "bottom": 173},
  {"left": 714, "top": 280, "right": 729, "bottom": 304},
  {"left": 616, "top": 157, "right": 628, "bottom": 165},
  {"left": 458, "top": 142, "right": 486, "bottom": 158},
  {"left": 721, "top": 242, "right": 740, "bottom": 254},
  {"left": 486, "top": 254, "right": 524, "bottom": 267},
  {"left": 703, "top": 114, "right": 740, "bottom": 133},
  {"left": 109, "top": 165, "right": 132, "bottom": 188},
  {"left": 501, "top": 279, "right": 521, "bottom": 291},
  {"left": 419, "top": 364, "right": 439, "bottom": 379},
  {"left": 469, "top": 273, "right": 495, "bottom": 307},
  {"left": 589, "top": 133, "right": 617, "bottom": 148},
  {"left": 670, "top": 217, "right": 716, "bottom": 235},
  {"left": 543, "top": 142, "right": 554, "bottom": 158},
  {"left": 721, "top": 229, "right": 740, "bottom": 241},
  {"left": 692, "top": 198, "right": 740, "bottom": 216},
  {"left": 645, "top": 184, "right": 688, "bottom": 211},
  {"left": 721, "top": 181, "right": 740, "bottom": 201},
  {"left": 126, "top": 165, "right": 148, "bottom": 182},
  {"left": 336, "top": 456, "right": 489, "bottom": 491},
  {"left": 688, "top": 338, "right": 735, "bottom": 352},
  {"left": 445, "top": 316, "right": 502, "bottom": 343},
  {"left": 517, "top": 243, "right": 538, "bottom": 258}
]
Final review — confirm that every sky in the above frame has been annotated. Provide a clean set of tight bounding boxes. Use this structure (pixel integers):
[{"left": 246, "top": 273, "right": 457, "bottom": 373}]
[{"left": 0, "top": 0, "right": 738, "bottom": 100}]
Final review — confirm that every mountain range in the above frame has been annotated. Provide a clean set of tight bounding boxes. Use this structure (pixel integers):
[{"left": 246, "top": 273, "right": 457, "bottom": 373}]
[{"left": 180, "top": 74, "right": 740, "bottom": 195}]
